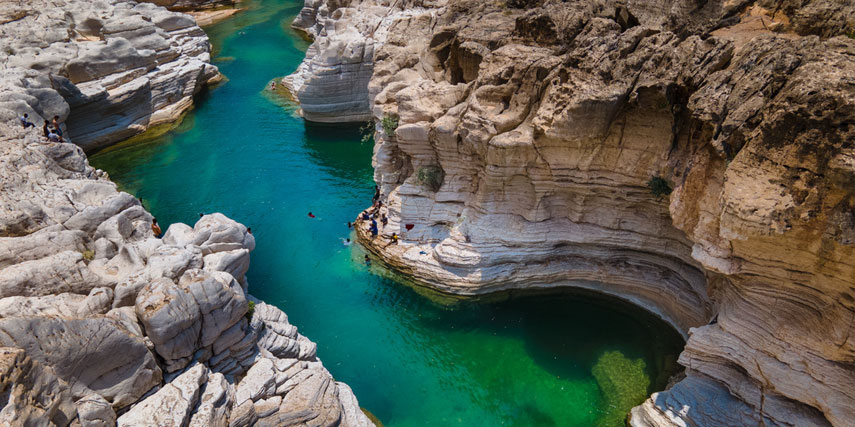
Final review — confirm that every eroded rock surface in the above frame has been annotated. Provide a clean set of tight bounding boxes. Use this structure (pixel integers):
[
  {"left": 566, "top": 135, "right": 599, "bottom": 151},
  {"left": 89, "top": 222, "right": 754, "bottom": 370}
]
[
  {"left": 0, "top": 1, "right": 373, "bottom": 425},
  {"left": 0, "top": 123, "right": 373, "bottom": 424},
  {"left": 287, "top": 0, "right": 855, "bottom": 425},
  {"left": 0, "top": 0, "right": 221, "bottom": 152}
]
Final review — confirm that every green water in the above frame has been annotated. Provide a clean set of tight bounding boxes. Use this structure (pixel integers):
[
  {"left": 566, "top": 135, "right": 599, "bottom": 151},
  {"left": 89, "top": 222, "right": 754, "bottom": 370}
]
[{"left": 89, "top": 1, "right": 685, "bottom": 425}]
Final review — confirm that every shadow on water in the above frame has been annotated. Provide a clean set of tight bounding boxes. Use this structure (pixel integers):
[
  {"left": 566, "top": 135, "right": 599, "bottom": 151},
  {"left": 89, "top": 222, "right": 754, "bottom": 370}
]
[{"left": 302, "top": 121, "right": 374, "bottom": 182}]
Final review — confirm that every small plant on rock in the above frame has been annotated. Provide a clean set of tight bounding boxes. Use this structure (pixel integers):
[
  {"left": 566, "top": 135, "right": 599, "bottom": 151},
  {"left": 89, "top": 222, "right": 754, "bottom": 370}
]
[
  {"left": 245, "top": 301, "right": 255, "bottom": 320},
  {"left": 380, "top": 114, "right": 399, "bottom": 137},
  {"left": 417, "top": 165, "right": 445, "bottom": 192},
  {"left": 81, "top": 250, "right": 95, "bottom": 261},
  {"left": 647, "top": 176, "right": 672, "bottom": 199}
]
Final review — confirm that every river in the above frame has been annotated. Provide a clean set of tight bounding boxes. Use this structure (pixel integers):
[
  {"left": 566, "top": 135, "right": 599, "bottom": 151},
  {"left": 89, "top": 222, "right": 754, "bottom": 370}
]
[{"left": 89, "top": 1, "right": 684, "bottom": 425}]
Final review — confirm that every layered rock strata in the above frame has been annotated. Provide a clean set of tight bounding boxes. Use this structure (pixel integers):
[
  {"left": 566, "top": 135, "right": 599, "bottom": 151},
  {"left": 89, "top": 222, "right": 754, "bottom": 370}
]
[
  {"left": 0, "top": 0, "right": 372, "bottom": 425},
  {"left": 287, "top": 0, "right": 855, "bottom": 425},
  {"left": 283, "top": 0, "right": 431, "bottom": 122},
  {"left": 0, "top": 0, "right": 221, "bottom": 152}
]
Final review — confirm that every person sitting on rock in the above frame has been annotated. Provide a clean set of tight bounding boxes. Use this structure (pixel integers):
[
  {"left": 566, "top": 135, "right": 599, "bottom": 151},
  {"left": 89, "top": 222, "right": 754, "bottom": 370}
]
[
  {"left": 361, "top": 211, "right": 370, "bottom": 221},
  {"left": 381, "top": 214, "right": 388, "bottom": 227},
  {"left": 47, "top": 129, "right": 61, "bottom": 142},
  {"left": 19, "top": 113, "right": 35, "bottom": 129},
  {"left": 389, "top": 233, "right": 399, "bottom": 246},
  {"left": 151, "top": 218, "right": 163, "bottom": 237},
  {"left": 43, "top": 120, "right": 50, "bottom": 139},
  {"left": 369, "top": 223, "right": 378, "bottom": 238}
]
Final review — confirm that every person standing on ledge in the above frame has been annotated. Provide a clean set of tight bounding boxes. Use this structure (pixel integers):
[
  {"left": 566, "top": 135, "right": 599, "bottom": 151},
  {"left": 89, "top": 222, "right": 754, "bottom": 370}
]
[
  {"left": 19, "top": 113, "right": 34, "bottom": 128},
  {"left": 151, "top": 218, "right": 163, "bottom": 237},
  {"left": 42, "top": 120, "right": 50, "bottom": 139},
  {"left": 52, "top": 115, "right": 62, "bottom": 137}
]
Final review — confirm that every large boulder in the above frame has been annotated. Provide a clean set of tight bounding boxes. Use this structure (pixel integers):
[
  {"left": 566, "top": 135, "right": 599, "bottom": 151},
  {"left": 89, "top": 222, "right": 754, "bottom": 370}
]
[
  {"left": 0, "top": 317, "right": 161, "bottom": 408},
  {"left": 0, "top": 347, "right": 77, "bottom": 426}
]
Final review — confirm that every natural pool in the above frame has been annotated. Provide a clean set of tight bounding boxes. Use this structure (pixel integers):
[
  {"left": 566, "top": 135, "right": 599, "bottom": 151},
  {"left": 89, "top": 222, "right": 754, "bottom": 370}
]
[{"left": 89, "top": 0, "right": 685, "bottom": 425}]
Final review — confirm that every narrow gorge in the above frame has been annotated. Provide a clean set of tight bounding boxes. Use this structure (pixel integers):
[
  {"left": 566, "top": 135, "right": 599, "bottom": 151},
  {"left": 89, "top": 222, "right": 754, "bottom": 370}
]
[
  {"left": 0, "top": 0, "right": 852, "bottom": 425},
  {"left": 284, "top": 0, "right": 855, "bottom": 425}
]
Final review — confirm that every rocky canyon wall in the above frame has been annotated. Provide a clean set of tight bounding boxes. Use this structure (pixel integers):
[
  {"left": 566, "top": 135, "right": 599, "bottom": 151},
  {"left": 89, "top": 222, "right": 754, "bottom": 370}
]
[
  {"left": 286, "top": 0, "right": 855, "bottom": 425},
  {"left": 0, "top": 1, "right": 372, "bottom": 425},
  {"left": 0, "top": 0, "right": 221, "bottom": 153}
]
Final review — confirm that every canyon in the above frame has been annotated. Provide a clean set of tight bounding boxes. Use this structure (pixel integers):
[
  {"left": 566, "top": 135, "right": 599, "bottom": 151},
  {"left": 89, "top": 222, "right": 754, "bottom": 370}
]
[
  {"left": 0, "top": 0, "right": 371, "bottom": 425},
  {"left": 285, "top": 0, "right": 855, "bottom": 425}
]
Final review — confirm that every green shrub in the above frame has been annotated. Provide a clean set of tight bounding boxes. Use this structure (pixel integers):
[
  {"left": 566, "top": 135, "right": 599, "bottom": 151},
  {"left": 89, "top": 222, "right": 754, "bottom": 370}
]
[
  {"left": 81, "top": 250, "right": 95, "bottom": 261},
  {"left": 647, "top": 176, "right": 672, "bottom": 198},
  {"left": 245, "top": 301, "right": 255, "bottom": 320},
  {"left": 417, "top": 165, "right": 444, "bottom": 192},
  {"left": 380, "top": 114, "right": 399, "bottom": 137}
]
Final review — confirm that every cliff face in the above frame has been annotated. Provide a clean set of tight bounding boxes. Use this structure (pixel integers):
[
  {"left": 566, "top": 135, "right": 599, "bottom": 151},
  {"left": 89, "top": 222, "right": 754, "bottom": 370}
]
[
  {"left": 0, "top": 0, "right": 220, "bottom": 152},
  {"left": 286, "top": 0, "right": 855, "bottom": 425},
  {"left": 0, "top": 1, "right": 372, "bottom": 425}
]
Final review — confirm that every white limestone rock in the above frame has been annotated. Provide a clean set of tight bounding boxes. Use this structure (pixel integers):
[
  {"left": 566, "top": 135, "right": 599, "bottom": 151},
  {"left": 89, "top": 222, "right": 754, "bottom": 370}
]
[
  {"left": 0, "top": 0, "right": 221, "bottom": 152},
  {"left": 76, "top": 393, "right": 117, "bottom": 427},
  {"left": 0, "top": 347, "right": 77, "bottom": 427},
  {"left": 234, "top": 357, "right": 276, "bottom": 406},
  {"left": 188, "top": 371, "right": 233, "bottom": 427},
  {"left": 135, "top": 277, "right": 202, "bottom": 368},
  {"left": 117, "top": 363, "right": 207, "bottom": 426},
  {"left": 0, "top": 317, "right": 161, "bottom": 408}
]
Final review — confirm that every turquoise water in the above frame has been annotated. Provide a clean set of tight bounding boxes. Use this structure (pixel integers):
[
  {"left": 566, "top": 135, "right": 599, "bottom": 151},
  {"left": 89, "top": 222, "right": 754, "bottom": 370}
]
[{"left": 89, "top": 1, "right": 684, "bottom": 425}]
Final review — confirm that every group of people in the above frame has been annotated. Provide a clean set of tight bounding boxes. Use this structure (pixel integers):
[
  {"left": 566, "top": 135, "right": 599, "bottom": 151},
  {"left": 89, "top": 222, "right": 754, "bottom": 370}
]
[
  {"left": 19, "top": 113, "right": 65, "bottom": 142},
  {"left": 358, "top": 186, "right": 403, "bottom": 249}
]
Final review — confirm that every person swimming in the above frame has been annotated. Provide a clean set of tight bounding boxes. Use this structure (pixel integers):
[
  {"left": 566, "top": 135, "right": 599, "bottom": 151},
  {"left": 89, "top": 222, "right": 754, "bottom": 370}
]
[
  {"left": 308, "top": 212, "right": 316, "bottom": 218},
  {"left": 364, "top": 255, "right": 371, "bottom": 266},
  {"left": 342, "top": 238, "right": 352, "bottom": 246}
]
